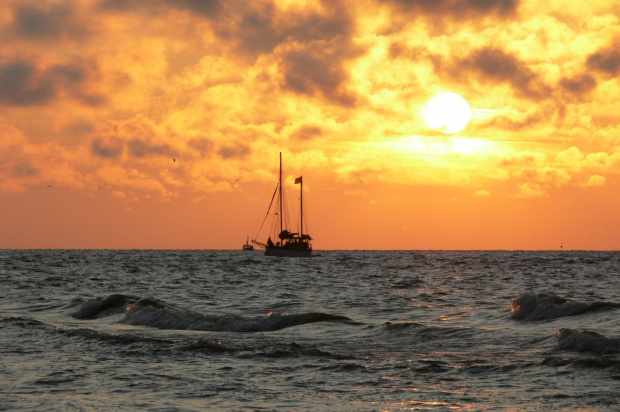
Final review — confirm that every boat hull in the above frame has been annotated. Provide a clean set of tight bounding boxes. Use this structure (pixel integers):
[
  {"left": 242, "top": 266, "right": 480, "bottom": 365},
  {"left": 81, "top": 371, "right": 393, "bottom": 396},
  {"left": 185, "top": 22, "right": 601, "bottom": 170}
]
[{"left": 265, "top": 247, "right": 312, "bottom": 257}]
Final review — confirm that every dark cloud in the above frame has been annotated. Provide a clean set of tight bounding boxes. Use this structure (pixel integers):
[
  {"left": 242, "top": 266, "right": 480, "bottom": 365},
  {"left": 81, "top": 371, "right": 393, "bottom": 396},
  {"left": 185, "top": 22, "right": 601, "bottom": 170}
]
[
  {"left": 291, "top": 125, "right": 323, "bottom": 141},
  {"left": 0, "top": 60, "right": 104, "bottom": 107},
  {"left": 127, "top": 139, "right": 173, "bottom": 158},
  {"left": 9, "top": 2, "right": 88, "bottom": 40},
  {"left": 384, "top": 0, "right": 519, "bottom": 19},
  {"left": 219, "top": 145, "right": 250, "bottom": 159},
  {"left": 467, "top": 0, "right": 518, "bottom": 14},
  {"left": 63, "top": 121, "right": 95, "bottom": 136},
  {"left": 12, "top": 162, "right": 39, "bottom": 177},
  {"left": 559, "top": 74, "right": 597, "bottom": 96},
  {"left": 98, "top": 0, "right": 141, "bottom": 12},
  {"left": 270, "top": 2, "right": 359, "bottom": 106},
  {"left": 14, "top": 4, "right": 66, "bottom": 38},
  {"left": 91, "top": 137, "right": 124, "bottom": 159},
  {"left": 164, "top": 0, "right": 222, "bottom": 17},
  {"left": 0, "top": 61, "right": 54, "bottom": 106},
  {"left": 280, "top": 39, "right": 360, "bottom": 106},
  {"left": 101, "top": 0, "right": 354, "bottom": 65},
  {"left": 587, "top": 50, "right": 620, "bottom": 77},
  {"left": 187, "top": 138, "right": 213, "bottom": 157},
  {"left": 458, "top": 47, "right": 551, "bottom": 99},
  {"left": 100, "top": 0, "right": 222, "bottom": 17},
  {"left": 211, "top": 1, "right": 353, "bottom": 56}
]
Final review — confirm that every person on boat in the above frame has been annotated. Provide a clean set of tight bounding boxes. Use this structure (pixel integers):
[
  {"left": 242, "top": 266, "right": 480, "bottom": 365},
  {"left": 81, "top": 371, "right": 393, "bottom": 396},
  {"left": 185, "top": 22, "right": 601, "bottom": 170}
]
[{"left": 267, "top": 237, "right": 275, "bottom": 247}]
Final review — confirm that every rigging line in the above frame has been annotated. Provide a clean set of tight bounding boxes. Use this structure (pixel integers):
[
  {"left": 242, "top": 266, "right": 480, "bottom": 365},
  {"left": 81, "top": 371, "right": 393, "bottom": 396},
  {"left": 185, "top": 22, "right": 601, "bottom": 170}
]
[
  {"left": 255, "top": 182, "right": 279, "bottom": 238},
  {"left": 252, "top": 180, "right": 274, "bottom": 238}
]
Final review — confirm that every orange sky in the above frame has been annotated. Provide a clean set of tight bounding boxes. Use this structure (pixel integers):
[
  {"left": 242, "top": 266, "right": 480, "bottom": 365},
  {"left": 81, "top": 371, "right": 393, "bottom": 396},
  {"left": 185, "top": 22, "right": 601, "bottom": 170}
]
[{"left": 1, "top": 0, "right": 620, "bottom": 250}]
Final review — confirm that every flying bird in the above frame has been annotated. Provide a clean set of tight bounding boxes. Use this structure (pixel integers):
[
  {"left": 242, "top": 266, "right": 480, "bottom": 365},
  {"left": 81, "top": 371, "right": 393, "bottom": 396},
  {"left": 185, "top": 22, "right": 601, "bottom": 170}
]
[{"left": 173, "top": 158, "right": 176, "bottom": 163}]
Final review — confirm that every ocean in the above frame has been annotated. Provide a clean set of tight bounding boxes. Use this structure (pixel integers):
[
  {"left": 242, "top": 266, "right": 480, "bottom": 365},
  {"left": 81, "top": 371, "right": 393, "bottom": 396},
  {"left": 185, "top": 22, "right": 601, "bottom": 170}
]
[{"left": 1, "top": 250, "right": 619, "bottom": 411}]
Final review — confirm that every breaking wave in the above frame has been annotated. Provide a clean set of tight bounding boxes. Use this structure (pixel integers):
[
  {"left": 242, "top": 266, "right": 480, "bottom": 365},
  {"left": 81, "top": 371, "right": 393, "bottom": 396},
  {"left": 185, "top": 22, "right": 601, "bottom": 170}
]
[
  {"left": 510, "top": 292, "right": 620, "bottom": 320},
  {"left": 71, "top": 294, "right": 351, "bottom": 332},
  {"left": 71, "top": 294, "right": 139, "bottom": 319},
  {"left": 556, "top": 328, "right": 620, "bottom": 354}
]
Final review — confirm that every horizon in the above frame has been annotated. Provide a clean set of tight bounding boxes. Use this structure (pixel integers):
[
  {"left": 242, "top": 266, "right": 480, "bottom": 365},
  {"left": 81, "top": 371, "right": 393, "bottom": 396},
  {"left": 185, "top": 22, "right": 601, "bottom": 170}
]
[
  {"left": 3, "top": 248, "right": 618, "bottom": 252},
  {"left": 1, "top": 1, "right": 619, "bottom": 250}
]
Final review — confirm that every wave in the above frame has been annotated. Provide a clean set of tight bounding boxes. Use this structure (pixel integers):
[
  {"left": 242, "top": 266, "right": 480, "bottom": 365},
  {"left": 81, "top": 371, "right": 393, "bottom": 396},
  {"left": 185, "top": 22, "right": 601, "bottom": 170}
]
[
  {"left": 71, "top": 294, "right": 139, "bottom": 319},
  {"left": 556, "top": 328, "right": 620, "bottom": 354},
  {"left": 382, "top": 321, "right": 475, "bottom": 340},
  {"left": 510, "top": 292, "right": 620, "bottom": 320},
  {"left": 59, "top": 327, "right": 172, "bottom": 345},
  {"left": 58, "top": 327, "right": 255, "bottom": 354},
  {"left": 542, "top": 356, "right": 620, "bottom": 369},
  {"left": 72, "top": 295, "right": 351, "bottom": 332},
  {"left": 1, "top": 316, "right": 48, "bottom": 329},
  {"left": 124, "top": 299, "right": 351, "bottom": 332}
]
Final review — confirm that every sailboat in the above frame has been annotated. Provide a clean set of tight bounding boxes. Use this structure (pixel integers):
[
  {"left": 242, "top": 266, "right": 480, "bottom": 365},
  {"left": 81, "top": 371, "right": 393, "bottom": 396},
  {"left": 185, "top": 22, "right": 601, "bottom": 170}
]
[{"left": 253, "top": 153, "right": 313, "bottom": 257}]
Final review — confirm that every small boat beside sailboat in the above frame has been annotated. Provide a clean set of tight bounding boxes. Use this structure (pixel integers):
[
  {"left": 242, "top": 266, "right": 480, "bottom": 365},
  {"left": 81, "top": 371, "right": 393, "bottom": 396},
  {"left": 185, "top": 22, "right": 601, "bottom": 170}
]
[
  {"left": 252, "top": 153, "right": 313, "bottom": 257},
  {"left": 242, "top": 236, "right": 254, "bottom": 251}
]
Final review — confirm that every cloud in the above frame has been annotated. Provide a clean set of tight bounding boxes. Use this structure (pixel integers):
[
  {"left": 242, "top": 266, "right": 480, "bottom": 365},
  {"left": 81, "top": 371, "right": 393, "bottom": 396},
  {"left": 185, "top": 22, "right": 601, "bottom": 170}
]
[
  {"left": 291, "top": 125, "right": 323, "bottom": 141},
  {"left": 0, "top": 59, "right": 104, "bottom": 107},
  {"left": 583, "top": 175, "right": 605, "bottom": 188},
  {"left": 11, "top": 161, "right": 39, "bottom": 178},
  {"left": 473, "top": 189, "right": 491, "bottom": 197},
  {"left": 100, "top": 0, "right": 222, "bottom": 17},
  {"left": 559, "top": 74, "right": 597, "bottom": 97},
  {"left": 91, "top": 137, "right": 124, "bottom": 159},
  {"left": 556, "top": 147, "right": 584, "bottom": 166},
  {"left": 8, "top": 2, "right": 87, "bottom": 39},
  {"left": 0, "top": 61, "right": 54, "bottom": 106},
  {"left": 164, "top": 0, "right": 222, "bottom": 17},
  {"left": 235, "top": 2, "right": 353, "bottom": 55},
  {"left": 0, "top": 0, "right": 619, "bottom": 209},
  {"left": 89, "top": 116, "right": 175, "bottom": 160},
  {"left": 187, "top": 138, "right": 214, "bottom": 158},
  {"left": 219, "top": 145, "right": 251, "bottom": 159},
  {"left": 0, "top": 125, "right": 85, "bottom": 192},
  {"left": 279, "top": 39, "right": 360, "bottom": 106},
  {"left": 587, "top": 49, "right": 620, "bottom": 77},
  {"left": 127, "top": 139, "right": 173, "bottom": 158},
  {"left": 383, "top": 0, "right": 520, "bottom": 19},
  {"left": 516, "top": 182, "right": 546, "bottom": 198},
  {"left": 458, "top": 47, "right": 551, "bottom": 99}
]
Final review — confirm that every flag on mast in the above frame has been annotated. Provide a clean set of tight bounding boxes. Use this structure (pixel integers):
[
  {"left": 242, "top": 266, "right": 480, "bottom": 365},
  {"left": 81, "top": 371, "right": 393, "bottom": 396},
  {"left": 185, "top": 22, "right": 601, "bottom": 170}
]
[{"left": 295, "top": 176, "right": 302, "bottom": 184}]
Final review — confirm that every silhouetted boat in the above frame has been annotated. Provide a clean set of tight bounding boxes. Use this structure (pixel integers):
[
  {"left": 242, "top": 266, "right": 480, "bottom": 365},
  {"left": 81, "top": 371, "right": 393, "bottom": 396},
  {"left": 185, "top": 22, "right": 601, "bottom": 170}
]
[
  {"left": 242, "top": 237, "right": 254, "bottom": 251},
  {"left": 253, "top": 153, "right": 312, "bottom": 257}
]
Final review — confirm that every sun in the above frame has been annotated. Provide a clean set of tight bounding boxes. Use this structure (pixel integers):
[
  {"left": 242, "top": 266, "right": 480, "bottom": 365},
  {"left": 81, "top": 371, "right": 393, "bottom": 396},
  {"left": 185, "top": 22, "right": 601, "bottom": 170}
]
[{"left": 424, "top": 92, "right": 472, "bottom": 134}]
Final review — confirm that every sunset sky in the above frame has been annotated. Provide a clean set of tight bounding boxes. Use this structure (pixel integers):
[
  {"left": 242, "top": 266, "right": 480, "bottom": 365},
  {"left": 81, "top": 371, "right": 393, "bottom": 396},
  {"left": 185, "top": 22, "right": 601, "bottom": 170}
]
[{"left": 1, "top": 0, "right": 620, "bottom": 250}]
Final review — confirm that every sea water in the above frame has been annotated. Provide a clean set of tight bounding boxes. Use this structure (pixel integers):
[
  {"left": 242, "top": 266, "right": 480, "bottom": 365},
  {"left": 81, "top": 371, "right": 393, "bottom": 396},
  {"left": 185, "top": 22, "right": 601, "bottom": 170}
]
[{"left": 1, "top": 250, "right": 619, "bottom": 410}]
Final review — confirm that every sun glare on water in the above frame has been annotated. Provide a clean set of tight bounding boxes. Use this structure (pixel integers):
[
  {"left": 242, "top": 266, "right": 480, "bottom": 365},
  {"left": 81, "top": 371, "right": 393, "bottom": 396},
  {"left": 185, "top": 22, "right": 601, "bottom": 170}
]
[{"left": 424, "top": 92, "right": 472, "bottom": 134}]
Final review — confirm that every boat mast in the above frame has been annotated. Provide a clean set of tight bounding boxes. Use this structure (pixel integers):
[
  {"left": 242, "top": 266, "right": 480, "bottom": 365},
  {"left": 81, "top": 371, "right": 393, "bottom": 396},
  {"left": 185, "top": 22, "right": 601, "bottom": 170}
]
[
  {"left": 279, "top": 152, "right": 283, "bottom": 236},
  {"left": 300, "top": 177, "right": 303, "bottom": 236}
]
